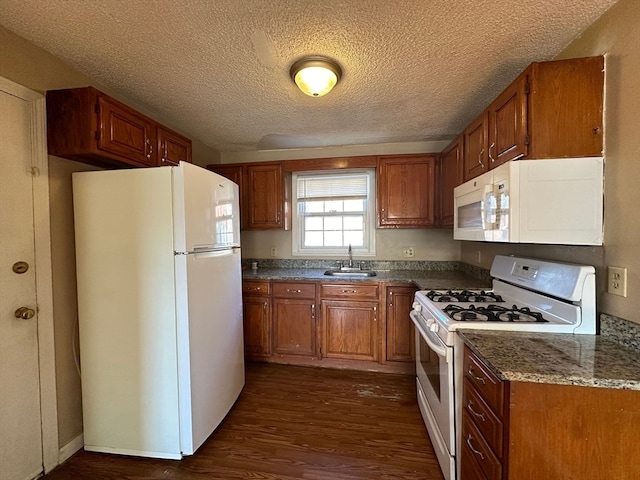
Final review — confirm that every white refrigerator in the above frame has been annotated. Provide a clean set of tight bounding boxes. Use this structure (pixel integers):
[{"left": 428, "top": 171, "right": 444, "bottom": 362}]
[{"left": 72, "top": 162, "right": 245, "bottom": 460}]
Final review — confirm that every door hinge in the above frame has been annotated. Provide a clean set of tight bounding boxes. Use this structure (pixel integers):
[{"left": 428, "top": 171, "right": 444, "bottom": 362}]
[
  {"left": 524, "top": 81, "right": 530, "bottom": 95},
  {"left": 524, "top": 134, "right": 530, "bottom": 145},
  {"left": 94, "top": 130, "right": 100, "bottom": 141},
  {"left": 95, "top": 103, "right": 100, "bottom": 114}
]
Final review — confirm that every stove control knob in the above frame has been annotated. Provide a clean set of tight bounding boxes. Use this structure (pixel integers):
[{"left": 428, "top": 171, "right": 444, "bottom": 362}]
[
  {"left": 426, "top": 318, "right": 435, "bottom": 326},
  {"left": 429, "top": 323, "right": 439, "bottom": 333},
  {"left": 412, "top": 302, "right": 422, "bottom": 312}
]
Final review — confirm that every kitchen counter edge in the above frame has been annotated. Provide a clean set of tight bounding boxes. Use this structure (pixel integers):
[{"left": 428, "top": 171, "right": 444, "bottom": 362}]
[{"left": 459, "top": 330, "right": 640, "bottom": 391}]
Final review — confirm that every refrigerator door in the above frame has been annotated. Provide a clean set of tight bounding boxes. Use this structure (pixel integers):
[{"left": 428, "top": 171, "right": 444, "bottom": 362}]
[
  {"left": 174, "top": 247, "right": 245, "bottom": 455},
  {"left": 173, "top": 162, "right": 240, "bottom": 253}
]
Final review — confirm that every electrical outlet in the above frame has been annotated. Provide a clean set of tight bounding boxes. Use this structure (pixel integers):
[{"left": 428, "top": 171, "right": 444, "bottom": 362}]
[
  {"left": 607, "top": 266, "right": 628, "bottom": 297},
  {"left": 270, "top": 246, "right": 278, "bottom": 257},
  {"left": 402, "top": 247, "right": 415, "bottom": 258}
]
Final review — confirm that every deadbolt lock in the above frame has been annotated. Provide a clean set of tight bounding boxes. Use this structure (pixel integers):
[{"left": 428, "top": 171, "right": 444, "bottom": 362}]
[
  {"left": 12, "top": 261, "right": 29, "bottom": 274},
  {"left": 14, "top": 307, "right": 36, "bottom": 320}
]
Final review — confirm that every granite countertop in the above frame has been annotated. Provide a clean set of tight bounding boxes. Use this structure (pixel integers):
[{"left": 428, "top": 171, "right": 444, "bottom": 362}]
[
  {"left": 242, "top": 267, "right": 490, "bottom": 290},
  {"left": 460, "top": 330, "right": 640, "bottom": 391}
]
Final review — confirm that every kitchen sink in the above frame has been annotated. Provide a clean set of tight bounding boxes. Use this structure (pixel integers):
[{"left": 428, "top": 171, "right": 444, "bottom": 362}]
[{"left": 323, "top": 270, "right": 377, "bottom": 277}]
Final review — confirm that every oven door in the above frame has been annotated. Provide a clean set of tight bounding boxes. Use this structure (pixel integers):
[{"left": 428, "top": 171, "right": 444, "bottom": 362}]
[{"left": 410, "top": 310, "right": 455, "bottom": 480}]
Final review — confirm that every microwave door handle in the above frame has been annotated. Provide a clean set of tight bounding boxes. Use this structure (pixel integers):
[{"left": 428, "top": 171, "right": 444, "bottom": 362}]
[{"left": 410, "top": 311, "right": 448, "bottom": 358}]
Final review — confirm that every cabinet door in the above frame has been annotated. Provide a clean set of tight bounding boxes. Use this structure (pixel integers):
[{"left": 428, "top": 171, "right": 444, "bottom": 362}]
[
  {"left": 207, "top": 164, "right": 243, "bottom": 187},
  {"left": 463, "top": 111, "right": 489, "bottom": 181},
  {"left": 273, "top": 298, "right": 317, "bottom": 356},
  {"left": 244, "top": 163, "right": 284, "bottom": 230},
  {"left": 321, "top": 300, "right": 378, "bottom": 361},
  {"left": 385, "top": 286, "right": 417, "bottom": 362},
  {"left": 96, "top": 95, "right": 156, "bottom": 166},
  {"left": 158, "top": 126, "right": 192, "bottom": 166},
  {"left": 439, "top": 135, "right": 464, "bottom": 227},
  {"left": 242, "top": 296, "right": 271, "bottom": 357},
  {"left": 377, "top": 154, "right": 436, "bottom": 228},
  {"left": 488, "top": 72, "right": 528, "bottom": 168}
]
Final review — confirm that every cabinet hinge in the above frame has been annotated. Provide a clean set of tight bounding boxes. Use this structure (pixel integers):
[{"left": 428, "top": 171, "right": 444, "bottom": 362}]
[
  {"left": 95, "top": 103, "right": 100, "bottom": 114},
  {"left": 94, "top": 130, "right": 100, "bottom": 141},
  {"left": 524, "top": 81, "right": 530, "bottom": 95},
  {"left": 524, "top": 134, "right": 530, "bottom": 145}
]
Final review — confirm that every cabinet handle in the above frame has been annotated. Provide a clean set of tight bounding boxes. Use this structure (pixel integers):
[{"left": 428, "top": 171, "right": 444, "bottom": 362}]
[
  {"left": 311, "top": 304, "right": 315, "bottom": 319},
  {"left": 467, "top": 365, "right": 486, "bottom": 384},
  {"left": 146, "top": 139, "right": 153, "bottom": 160},
  {"left": 287, "top": 289, "right": 302, "bottom": 293},
  {"left": 246, "top": 287, "right": 262, "bottom": 292},
  {"left": 467, "top": 401, "right": 486, "bottom": 422},
  {"left": 263, "top": 303, "right": 267, "bottom": 314},
  {"left": 488, "top": 142, "right": 495, "bottom": 163},
  {"left": 341, "top": 289, "right": 357, "bottom": 294},
  {"left": 373, "top": 305, "right": 377, "bottom": 322},
  {"left": 466, "top": 434, "right": 484, "bottom": 460},
  {"left": 477, "top": 149, "right": 485, "bottom": 168}
]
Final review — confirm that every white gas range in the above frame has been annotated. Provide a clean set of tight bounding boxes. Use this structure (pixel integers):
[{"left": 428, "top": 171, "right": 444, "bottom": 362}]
[{"left": 409, "top": 255, "right": 596, "bottom": 480}]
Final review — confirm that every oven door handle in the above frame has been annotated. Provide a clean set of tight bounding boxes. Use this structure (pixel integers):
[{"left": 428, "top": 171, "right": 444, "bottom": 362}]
[{"left": 410, "top": 311, "right": 448, "bottom": 359}]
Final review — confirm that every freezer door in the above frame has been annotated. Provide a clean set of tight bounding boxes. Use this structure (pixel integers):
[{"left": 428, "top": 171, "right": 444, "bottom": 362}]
[
  {"left": 173, "top": 162, "right": 241, "bottom": 252},
  {"left": 174, "top": 247, "right": 245, "bottom": 455}
]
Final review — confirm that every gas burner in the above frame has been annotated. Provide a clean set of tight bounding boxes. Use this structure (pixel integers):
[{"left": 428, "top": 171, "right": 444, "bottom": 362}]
[
  {"left": 442, "top": 304, "right": 549, "bottom": 323},
  {"left": 425, "top": 290, "right": 504, "bottom": 303}
]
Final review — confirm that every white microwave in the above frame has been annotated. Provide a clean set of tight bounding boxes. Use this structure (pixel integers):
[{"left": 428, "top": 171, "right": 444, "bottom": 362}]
[{"left": 453, "top": 157, "right": 604, "bottom": 245}]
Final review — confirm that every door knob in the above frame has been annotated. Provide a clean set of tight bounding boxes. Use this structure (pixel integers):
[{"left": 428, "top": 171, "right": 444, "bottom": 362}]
[{"left": 14, "top": 307, "right": 36, "bottom": 320}]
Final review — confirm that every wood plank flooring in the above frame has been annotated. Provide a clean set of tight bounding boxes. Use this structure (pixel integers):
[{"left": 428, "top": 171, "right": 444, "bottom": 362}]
[{"left": 43, "top": 362, "right": 444, "bottom": 479}]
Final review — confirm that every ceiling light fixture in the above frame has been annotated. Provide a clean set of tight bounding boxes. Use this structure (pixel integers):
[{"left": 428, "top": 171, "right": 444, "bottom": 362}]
[{"left": 290, "top": 56, "right": 342, "bottom": 97}]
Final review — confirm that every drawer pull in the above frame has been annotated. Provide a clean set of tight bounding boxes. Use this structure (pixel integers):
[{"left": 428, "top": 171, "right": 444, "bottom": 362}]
[
  {"left": 341, "top": 289, "right": 357, "bottom": 293},
  {"left": 466, "top": 434, "right": 484, "bottom": 460},
  {"left": 467, "top": 366, "right": 486, "bottom": 384},
  {"left": 467, "top": 401, "right": 486, "bottom": 422},
  {"left": 246, "top": 287, "right": 262, "bottom": 292},
  {"left": 287, "top": 289, "right": 302, "bottom": 293}
]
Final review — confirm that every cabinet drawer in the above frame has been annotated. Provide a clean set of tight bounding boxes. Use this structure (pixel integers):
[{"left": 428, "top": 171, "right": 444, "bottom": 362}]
[
  {"left": 462, "top": 410, "right": 502, "bottom": 480},
  {"left": 464, "top": 348, "right": 504, "bottom": 415},
  {"left": 321, "top": 283, "right": 379, "bottom": 299},
  {"left": 243, "top": 280, "right": 271, "bottom": 296},
  {"left": 463, "top": 378, "right": 504, "bottom": 459},
  {"left": 272, "top": 282, "right": 316, "bottom": 299}
]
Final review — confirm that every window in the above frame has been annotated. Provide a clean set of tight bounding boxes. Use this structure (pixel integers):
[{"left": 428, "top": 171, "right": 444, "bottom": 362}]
[{"left": 292, "top": 169, "right": 375, "bottom": 256}]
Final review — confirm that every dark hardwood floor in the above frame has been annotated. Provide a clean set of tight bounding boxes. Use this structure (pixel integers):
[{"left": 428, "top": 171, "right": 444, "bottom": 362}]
[{"left": 44, "top": 362, "right": 444, "bottom": 479}]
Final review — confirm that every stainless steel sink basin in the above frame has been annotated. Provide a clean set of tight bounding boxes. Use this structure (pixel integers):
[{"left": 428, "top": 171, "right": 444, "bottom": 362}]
[{"left": 323, "top": 270, "right": 377, "bottom": 277}]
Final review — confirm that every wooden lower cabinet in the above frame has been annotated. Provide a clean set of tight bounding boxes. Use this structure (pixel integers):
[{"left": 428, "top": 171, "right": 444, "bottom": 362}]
[
  {"left": 321, "top": 300, "right": 378, "bottom": 361},
  {"left": 385, "top": 285, "right": 417, "bottom": 362},
  {"left": 242, "top": 280, "right": 271, "bottom": 358},
  {"left": 461, "top": 345, "right": 640, "bottom": 480},
  {"left": 272, "top": 281, "right": 317, "bottom": 357}
]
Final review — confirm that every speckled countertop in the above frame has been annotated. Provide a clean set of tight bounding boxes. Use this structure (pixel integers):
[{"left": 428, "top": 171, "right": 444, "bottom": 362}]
[
  {"left": 460, "top": 330, "right": 640, "bottom": 391},
  {"left": 242, "top": 267, "right": 490, "bottom": 291}
]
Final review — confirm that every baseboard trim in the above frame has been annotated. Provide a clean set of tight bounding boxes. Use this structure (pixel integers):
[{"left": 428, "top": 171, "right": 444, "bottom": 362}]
[{"left": 58, "top": 433, "right": 83, "bottom": 464}]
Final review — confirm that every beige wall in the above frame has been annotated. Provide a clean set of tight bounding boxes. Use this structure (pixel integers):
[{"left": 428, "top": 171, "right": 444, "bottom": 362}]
[
  {"left": 460, "top": 0, "right": 640, "bottom": 325},
  {"left": 0, "top": 25, "right": 219, "bottom": 448}
]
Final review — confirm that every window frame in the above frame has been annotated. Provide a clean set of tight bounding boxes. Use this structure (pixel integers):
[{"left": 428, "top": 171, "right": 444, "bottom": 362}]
[{"left": 291, "top": 169, "right": 376, "bottom": 257}]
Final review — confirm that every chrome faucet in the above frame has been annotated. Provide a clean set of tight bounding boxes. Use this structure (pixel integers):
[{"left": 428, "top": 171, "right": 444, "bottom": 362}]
[{"left": 347, "top": 244, "right": 353, "bottom": 268}]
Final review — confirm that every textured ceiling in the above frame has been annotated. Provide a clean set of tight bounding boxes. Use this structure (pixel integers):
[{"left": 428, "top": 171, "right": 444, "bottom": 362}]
[{"left": 0, "top": 0, "right": 618, "bottom": 153}]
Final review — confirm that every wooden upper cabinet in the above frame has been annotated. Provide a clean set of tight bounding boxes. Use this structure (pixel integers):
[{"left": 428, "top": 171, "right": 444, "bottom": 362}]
[
  {"left": 243, "top": 162, "right": 286, "bottom": 230},
  {"left": 377, "top": 154, "right": 437, "bottom": 228},
  {"left": 461, "top": 56, "right": 604, "bottom": 181},
  {"left": 157, "top": 126, "right": 192, "bottom": 166},
  {"left": 96, "top": 94, "right": 157, "bottom": 166},
  {"left": 439, "top": 135, "right": 464, "bottom": 227},
  {"left": 463, "top": 111, "right": 489, "bottom": 181},
  {"left": 46, "top": 86, "right": 192, "bottom": 169},
  {"left": 207, "top": 164, "right": 243, "bottom": 186},
  {"left": 488, "top": 71, "right": 528, "bottom": 168},
  {"left": 526, "top": 56, "right": 604, "bottom": 159}
]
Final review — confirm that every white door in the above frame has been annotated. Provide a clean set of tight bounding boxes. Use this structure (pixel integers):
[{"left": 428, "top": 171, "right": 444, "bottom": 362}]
[{"left": 0, "top": 84, "right": 52, "bottom": 479}]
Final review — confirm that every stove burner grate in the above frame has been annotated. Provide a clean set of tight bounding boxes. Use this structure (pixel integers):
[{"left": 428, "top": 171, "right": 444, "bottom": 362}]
[
  {"left": 443, "top": 304, "right": 549, "bottom": 323},
  {"left": 426, "top": 290, "right": 504, "bottom": 303}
]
